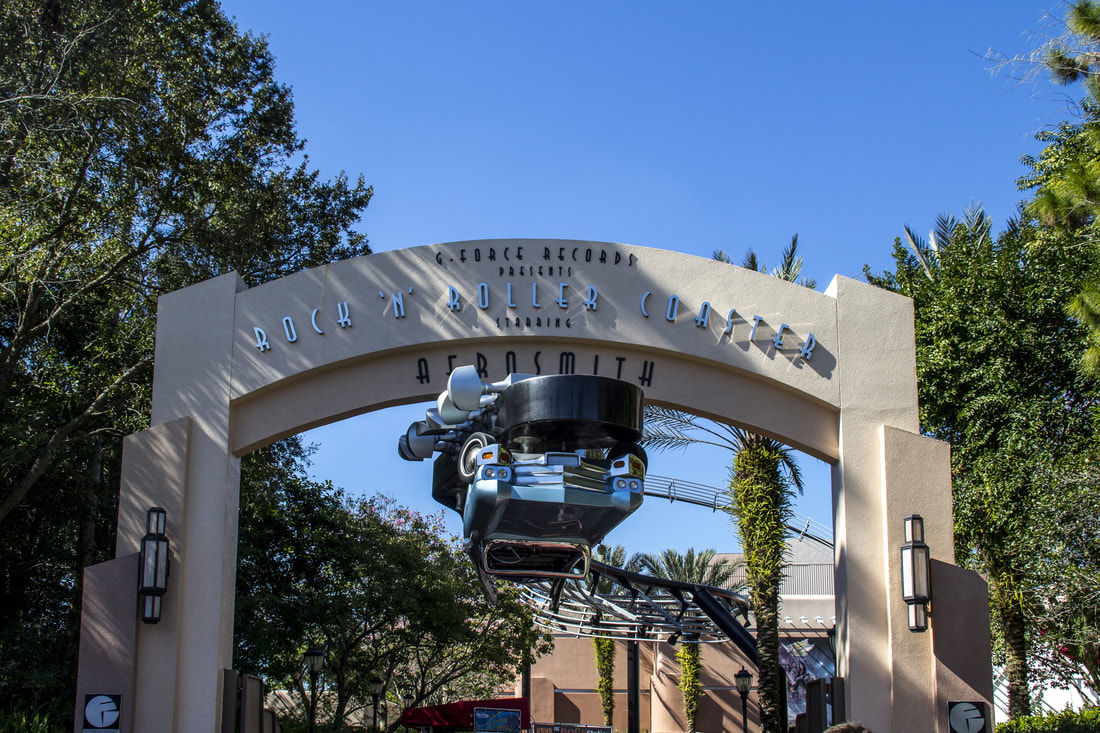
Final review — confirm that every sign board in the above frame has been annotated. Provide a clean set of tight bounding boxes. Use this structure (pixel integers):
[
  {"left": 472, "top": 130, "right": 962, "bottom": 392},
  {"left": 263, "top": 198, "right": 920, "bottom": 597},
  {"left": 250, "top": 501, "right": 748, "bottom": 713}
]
[
  {"left": 83, "top": 694, "right": 121, "bottom": 732},
  {"left": 474, "top": 707, "right": 522, "bottom": 733},
  {"left": 948, "top": 701, "right": 990, "bottom": 733},
  {"left": 531, "top": 725, "right": 610, "bottom": 733}
]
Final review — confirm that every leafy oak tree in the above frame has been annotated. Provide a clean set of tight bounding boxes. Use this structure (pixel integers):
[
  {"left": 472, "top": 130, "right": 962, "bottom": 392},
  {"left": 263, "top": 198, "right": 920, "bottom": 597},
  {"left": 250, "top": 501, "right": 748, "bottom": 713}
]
[
  {"left": 1030, "top": 462, "right": 1100, "bottom": 704},
  {"left": 866, "top": 208, "right": 1099, "bottom": 718},
  {"left": 235, "top": 440, "right": 550, "bottom": 731},
  {"left": 0, "top": 0, "right": 371, "bottom": 722}
]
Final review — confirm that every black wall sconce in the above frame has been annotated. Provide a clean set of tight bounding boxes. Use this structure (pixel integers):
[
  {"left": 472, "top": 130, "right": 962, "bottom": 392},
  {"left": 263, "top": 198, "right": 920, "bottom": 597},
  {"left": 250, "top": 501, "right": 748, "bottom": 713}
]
[
  {"left": 900, "top": 514, "right": 931, "bottom": 631},
  {"left": 138, "top": 507, "right": 170, "bottom": 623}
]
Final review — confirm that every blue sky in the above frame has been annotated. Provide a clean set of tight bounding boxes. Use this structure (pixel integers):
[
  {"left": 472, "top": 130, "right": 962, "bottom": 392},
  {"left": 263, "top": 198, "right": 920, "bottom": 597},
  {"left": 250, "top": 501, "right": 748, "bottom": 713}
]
[{"left": 219, "top": 1, "right": 1076, "bottom": 554}]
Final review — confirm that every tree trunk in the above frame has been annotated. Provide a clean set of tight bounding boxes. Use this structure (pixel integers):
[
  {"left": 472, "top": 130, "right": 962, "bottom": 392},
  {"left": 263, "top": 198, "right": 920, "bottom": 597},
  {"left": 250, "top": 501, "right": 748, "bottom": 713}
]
[
  {"left": 753, "top": 584, "right": 786, "bottom": 733},
  {"left": 732, "top": 440, "right": 792, "bottom": 733},
  {"left": 998, "top": 591, "right": 1031, "bottom": 719}
]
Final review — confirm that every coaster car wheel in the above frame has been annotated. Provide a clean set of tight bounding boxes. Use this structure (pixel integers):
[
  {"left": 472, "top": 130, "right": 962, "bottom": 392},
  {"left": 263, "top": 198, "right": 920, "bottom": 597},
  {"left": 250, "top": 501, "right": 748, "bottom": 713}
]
[
  {"left": 431, "top": 452, "right": 464, "bottom": 513},
  {"left": 458, "top": 432, "right": 494, "bottom": 483}
]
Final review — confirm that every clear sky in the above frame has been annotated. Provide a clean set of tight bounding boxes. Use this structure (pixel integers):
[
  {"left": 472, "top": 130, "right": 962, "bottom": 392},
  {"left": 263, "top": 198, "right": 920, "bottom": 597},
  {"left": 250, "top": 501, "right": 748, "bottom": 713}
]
[{"left": 217, "top": 1, "right": 1076, "bottom": 554}]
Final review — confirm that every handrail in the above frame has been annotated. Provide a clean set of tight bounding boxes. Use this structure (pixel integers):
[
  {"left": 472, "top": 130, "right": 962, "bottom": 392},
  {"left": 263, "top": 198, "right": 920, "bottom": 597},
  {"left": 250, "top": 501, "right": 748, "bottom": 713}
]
[{"left": 645, "top": 474, "right": 834, "bottom": 548}]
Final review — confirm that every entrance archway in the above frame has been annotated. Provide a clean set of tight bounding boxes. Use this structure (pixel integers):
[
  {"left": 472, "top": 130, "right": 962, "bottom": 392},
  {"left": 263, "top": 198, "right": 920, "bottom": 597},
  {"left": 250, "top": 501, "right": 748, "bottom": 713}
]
[{"left": 74, "top": 240, "right": 993, "bottom": 732}]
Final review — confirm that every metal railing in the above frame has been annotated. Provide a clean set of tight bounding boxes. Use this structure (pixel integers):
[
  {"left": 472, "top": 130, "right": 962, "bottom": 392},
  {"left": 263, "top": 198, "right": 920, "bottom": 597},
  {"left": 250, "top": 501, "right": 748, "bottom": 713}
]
[{"left": 644, "top": 474, "right": 834, "bottom": 549}]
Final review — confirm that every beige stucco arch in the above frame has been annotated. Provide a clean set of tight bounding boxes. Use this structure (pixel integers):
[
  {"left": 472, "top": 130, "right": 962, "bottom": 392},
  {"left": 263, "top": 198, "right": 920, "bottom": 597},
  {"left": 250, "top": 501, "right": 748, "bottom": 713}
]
[{"left": 74, "top": 241, "right": 993, "bottom": 732}]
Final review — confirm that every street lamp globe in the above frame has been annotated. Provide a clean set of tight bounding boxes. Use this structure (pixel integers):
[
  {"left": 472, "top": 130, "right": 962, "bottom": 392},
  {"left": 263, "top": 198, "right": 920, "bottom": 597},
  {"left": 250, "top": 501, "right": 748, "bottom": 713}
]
[{"left": 305, "top": 647, "right": 324, "bottom": 675}]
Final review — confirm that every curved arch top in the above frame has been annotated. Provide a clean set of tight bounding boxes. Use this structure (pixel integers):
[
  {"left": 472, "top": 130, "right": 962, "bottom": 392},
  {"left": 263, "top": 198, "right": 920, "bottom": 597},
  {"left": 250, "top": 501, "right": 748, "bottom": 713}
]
[
  {"left": 154, "top": 239, "right": 916, "bottom": 462},
  {"left": 212, "top": 240, "right": 849, "bottom": 459}
]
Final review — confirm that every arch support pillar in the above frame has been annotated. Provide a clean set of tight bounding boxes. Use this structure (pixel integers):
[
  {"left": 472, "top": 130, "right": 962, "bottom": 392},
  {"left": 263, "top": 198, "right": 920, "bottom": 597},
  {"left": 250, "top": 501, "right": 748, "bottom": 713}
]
[
  {"left": 74, "top": 273, "right": 244, "bottom": 733},
  {"left": 830, "top": 277, "right": 992, "bottom": 731}
]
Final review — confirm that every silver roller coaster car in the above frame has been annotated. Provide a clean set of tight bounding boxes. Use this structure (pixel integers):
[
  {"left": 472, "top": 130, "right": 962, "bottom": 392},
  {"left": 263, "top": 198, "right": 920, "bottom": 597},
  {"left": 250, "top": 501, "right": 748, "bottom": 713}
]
[{"left": 399, "top": 366, "right": 646, "bottom": 596}]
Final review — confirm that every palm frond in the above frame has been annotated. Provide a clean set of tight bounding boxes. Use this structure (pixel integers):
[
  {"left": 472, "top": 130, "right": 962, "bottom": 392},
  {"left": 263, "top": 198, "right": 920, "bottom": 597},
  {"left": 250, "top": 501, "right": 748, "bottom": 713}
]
[
  {"left": 1070, "top": 282, "right": 1100, "bottom": 331},
  {"left": 741, "top": 249, "right": 763, "bottom": 273},
  {"left": 964, "top": 202, "right": 992, "bottom": 243},
  {"left": 903, "top": 224, "right": 936, "bottom": 281},
  {"left": 639, "top": 547, "right": 741, "bottom": 588},
  {"left": 932, "top": 213, "right": 958, "bottom": 253},
  {"left": 641, "top": 405, "right": 746, "bottom": 453},
  {"left": 774, "top": 234, "right": 800, "bottom": 281},
  {"left": 770, "top": 234, "right": 816, "bottom": 289}
]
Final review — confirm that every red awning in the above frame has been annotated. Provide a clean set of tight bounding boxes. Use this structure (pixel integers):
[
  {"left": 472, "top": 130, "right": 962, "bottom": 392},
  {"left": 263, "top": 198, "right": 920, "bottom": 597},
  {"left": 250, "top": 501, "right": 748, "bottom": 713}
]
[{"left": 402, "top": 698, "right": 530, "bottom": 731}]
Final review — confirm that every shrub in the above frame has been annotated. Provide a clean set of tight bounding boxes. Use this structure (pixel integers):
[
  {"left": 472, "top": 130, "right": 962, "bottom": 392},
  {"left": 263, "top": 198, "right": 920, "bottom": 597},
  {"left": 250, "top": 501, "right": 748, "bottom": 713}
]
[
  {"left": 996, "top": 707, "right": 1100, "bottom": 733},
  {"left": 0, "top": 710, "right": 61, "bottom": 733}
]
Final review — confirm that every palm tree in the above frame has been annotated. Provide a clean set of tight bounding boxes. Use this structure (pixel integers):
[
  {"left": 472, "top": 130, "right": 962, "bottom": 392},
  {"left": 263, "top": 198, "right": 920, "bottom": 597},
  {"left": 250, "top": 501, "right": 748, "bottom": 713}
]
[
  {"left": 590, "top": 544, "right": 644, "bottom": 727},
  {"left": 715, "top": 234, "right": 817, "bottom": 289},
  {"left": 642, "top": 235, "right": 811, "bottom": 733},
  {"left": 638, "top": 548, "right": 741, "bottom": 733},
  {"left": 643, "top": 413, "right": 802, "bottom": 733}
]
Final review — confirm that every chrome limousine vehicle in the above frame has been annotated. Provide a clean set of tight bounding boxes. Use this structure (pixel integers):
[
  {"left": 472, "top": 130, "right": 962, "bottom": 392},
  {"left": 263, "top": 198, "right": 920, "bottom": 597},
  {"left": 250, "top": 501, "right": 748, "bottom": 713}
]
[{"left": 399, "top": 366, "right": 646, "bottom": 596}]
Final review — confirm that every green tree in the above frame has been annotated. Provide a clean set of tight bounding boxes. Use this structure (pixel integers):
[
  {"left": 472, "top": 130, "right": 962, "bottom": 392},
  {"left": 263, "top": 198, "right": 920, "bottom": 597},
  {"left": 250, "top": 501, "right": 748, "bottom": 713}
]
[
  {"left": 1014, "top": 1, "right": 1100, "bottom": 375},
  {"left": 0, "top": 0, "right": 371, "bottom": 525},
  {"left": 866, "top": 208, "right": 1098, "bottom": 718},
  {"left": 643, "top": 236, "right": 810, "bottom": 733},
  {"left": 1029, "top": 463, "right": 1100, "bottom": 704},
  {"left": 235, "top": 440, "right": 550, "bottom": 730},
  {"left": 590, "top": 544, "right": 644, "bottom": 727},
  {"left": 638, "top": 548, "right": 739, "bottom": 733},
  {"left": 0, "top": 0, "right": 371, "bottom": 721}
]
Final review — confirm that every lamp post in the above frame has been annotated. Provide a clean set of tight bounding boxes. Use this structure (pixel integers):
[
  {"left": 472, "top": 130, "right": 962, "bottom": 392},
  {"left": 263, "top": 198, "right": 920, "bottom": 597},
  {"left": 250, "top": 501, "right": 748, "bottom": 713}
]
[
  {"left": 137, "top": 507, "right": 170, "bottom": 623},
  {"left": 402, "top": 693, "right": 414, "bottom": 733},
  {"left": 900, "top": 514, "right": 932, "bottom": 631},
  {"left": 734, "top": 666, "right": 753, "bottom": 733},
  {"left": 369, "top": 676, "right": 385, "bottom": 733},
  {"left": 304, "top": 646, "right": 324, "bottom": 733}
]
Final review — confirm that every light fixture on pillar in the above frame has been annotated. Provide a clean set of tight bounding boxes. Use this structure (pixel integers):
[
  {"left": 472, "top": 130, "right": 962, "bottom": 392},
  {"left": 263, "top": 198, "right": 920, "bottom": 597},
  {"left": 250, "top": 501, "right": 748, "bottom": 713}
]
[
  {"left": 137, "top": 507, "right": 170, "bottom": 624},
  {"left": 900, "top": 514, "right": 931, "bottom": 632}
]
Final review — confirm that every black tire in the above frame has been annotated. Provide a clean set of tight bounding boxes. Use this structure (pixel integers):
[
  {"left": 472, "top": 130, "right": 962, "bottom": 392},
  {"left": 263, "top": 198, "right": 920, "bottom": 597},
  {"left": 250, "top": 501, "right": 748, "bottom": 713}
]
[
  {"left": 458, "top": 432, "right": 493, "bottom": 483},
  {"left": 496, "top": 375, "right": 643, "bottom": 451},
  {"left": 431, "top": 452, "right": 463, "bottom": 513}
]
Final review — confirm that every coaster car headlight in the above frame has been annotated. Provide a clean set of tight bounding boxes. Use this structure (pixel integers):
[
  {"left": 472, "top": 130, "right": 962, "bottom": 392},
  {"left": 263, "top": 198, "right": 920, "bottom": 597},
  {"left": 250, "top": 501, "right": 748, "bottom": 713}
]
[
  {"left": 609, "top": 452, "right": 646, "bottom": 479},
  {"left": 481, "top": 466, "right": 511, "bottom": 481},
  {"left": 477, "top": 443, "right": 511, "bottom": 466}
]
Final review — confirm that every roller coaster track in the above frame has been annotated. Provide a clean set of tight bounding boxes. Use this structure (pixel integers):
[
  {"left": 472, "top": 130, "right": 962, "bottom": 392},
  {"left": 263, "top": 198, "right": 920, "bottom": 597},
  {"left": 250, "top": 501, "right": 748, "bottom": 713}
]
[
  {"left": 520, "top": 476, "right": 833, "bottom": 665},
  {"left": 643, "top": 474, "right": 834, "bottom": 549},
  {"left": 520, "top": 559, "right": 760, "bottom": 666}
]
